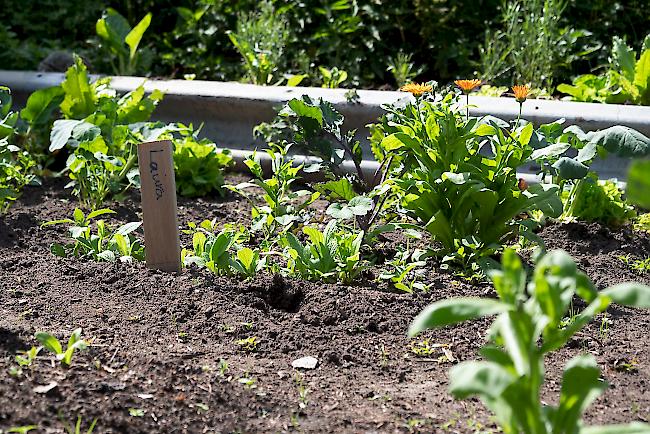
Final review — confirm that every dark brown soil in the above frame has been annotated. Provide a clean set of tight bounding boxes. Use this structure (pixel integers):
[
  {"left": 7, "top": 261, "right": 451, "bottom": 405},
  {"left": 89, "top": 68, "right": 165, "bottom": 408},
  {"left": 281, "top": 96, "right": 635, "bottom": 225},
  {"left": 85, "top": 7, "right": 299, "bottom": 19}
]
[{"left": 1, "top": 180, "right": 649, "bottom": 433}]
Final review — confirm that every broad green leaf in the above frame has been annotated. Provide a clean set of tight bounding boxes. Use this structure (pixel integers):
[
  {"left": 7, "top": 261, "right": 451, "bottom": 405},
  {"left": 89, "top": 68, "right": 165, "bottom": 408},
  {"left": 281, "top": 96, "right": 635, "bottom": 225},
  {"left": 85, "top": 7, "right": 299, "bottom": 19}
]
[
  {"left": 552, "top": 157, "right": 589, "bottom": 179},
  {"left": 288, "top": 99, "right": 323, "bottom": 126},
  {"left": 286, "top": 74, "right": 308, "bottom": 87},
  {"left": 602, "top": 283, "right": 650, "bottom": 308},
  {"left": 518, "top": 123, "right": 534, "bottom": 145},
  {"left": 35, "top": 332, "right": 62, "bottom": 355},
  {"left": 112, "top": 233, "right": 129, "bottom": 256},
  {"left": 50, "top": 243, "right": 67, "bottom": 257},
  {"left": 50, "top": 119, "right": 84, "bottom": 152},
  {"left": 125, "top": 13, "right": 152, "bottom": 62},
  {"left": 60, "top": 57, "right": 96, "bottom": 119},
  {"left": 475, "top": 123, "right": 498, "bottom": 137},
  {"left": 408, "top": 298, "right": 510, "bottom": 336},
  {"left": 73, "top": 208, "right": 85, "bottom": 224},
  {"left": 316, "top": 178, "right": 356, "bottom": 201},
  {"left": 627, "top": 159, "right": 650, "bottom": 209},
  {"left": 587, "top": 126, "right": 650, "bottom": 158},
  {"left": 612, "top": 36, "right": 636, "bottom": 82},
  {"left": 449, "top": 361, "right": 515, "bottom": 399},
  {"left": 530, "top": 142, "right": 571, "bottom": 161},
  {"left": 236, "top": 248, "right": 256, "bottom": 269},
  {"left": 115, "top": 222, "right": 142, "bottom": 236},
  {"left": 380, "top": 132, "right": 418, "bottom": 151},
  {"left": 96, "top": 8, "right": 131, "bottom": 55},
  {"left": 20, "top": 86, "right": 64, "bottom": 127},
  {"left": 87, "top": 209, "right": 116, "bottom": 220},
  {"left": 552, "top": 355, "right": 606, "bottom": 434},
  {"left": 524, "top": 183, "right": 563, "bottom": 218},
  {"left": 633, "top": 50, "right": 650, "bottom": 91}
]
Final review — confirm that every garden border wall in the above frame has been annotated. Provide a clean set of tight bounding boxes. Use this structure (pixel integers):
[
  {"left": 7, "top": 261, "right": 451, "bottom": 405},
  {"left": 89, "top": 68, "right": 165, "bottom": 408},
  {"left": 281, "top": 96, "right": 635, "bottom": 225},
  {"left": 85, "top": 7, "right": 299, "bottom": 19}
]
[{"left": 3, "top": 70, "right": 649, "bottom": 180}]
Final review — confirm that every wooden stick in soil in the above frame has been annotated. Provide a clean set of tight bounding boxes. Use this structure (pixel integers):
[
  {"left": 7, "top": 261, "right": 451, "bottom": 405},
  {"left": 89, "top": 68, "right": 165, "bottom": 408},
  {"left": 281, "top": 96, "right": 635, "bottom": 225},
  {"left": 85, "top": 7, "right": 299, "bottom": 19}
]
[{"left": 137, "top": 140, "right": 181, "bottom": 272}]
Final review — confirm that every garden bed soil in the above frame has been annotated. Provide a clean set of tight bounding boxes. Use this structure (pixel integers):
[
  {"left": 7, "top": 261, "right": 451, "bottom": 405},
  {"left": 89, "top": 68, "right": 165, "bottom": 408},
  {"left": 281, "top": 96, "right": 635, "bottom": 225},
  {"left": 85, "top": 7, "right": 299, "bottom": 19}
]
[{"left": 1, "top": 179, "right": 650, "bottom": 433}]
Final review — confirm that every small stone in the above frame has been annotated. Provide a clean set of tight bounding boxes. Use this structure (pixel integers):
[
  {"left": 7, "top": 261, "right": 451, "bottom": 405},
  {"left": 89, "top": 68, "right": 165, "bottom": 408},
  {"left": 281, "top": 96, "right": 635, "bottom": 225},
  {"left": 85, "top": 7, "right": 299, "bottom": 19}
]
[
  {"left": 291, "top": 356, "right": 318, "bottom": 370},
  {"left": 33, "top": 382, "right": 58, "bottom": 394}
]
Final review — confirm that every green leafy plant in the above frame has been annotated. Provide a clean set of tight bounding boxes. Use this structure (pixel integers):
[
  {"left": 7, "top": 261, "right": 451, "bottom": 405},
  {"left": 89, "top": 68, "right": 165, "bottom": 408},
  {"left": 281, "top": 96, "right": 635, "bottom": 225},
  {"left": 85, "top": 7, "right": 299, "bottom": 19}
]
[
  {"left": 561, "top": 175, "right": 635, "bottom": 226},
  {"left": 387, "top": 52, "right": 424, "bottom": 88},
  {"left": 409, "top": 248, "right": 650, "bottom": 434},
  {"left": 619, "top": 255, "right": 650, "bottom": 273},
  {"left": 257, "top": 96, "right": 400, "bottom": 241},
  {"left": 282, "top": 220, "right": 365, "bottom": 283},
  {"left": 318, "top": 66, "right": 348, "bottom": 88},
  {"left": 373, "top": 91, "right": 561, "bottom": 267},
  {"left": 61, "top": 416, "right": 98, "bottom": 434},
  {"left": 48, "top": 57, "right": 165, "bottom": 208},
  {"left": 379, "top": 248, "right": 429, "bottom": 293},
  {"left": 228, "top": 142, "right": 319, "bottom": 238},
  {"left": 227, "top": 1, "right": 289, "bottom": 85},
  {"left": 181, "top": 220, "right": 265, "bottom": 278},
  {"left": 96, "top": 8, "right": 152, "bottom": 76},
  {"left": 173, "top": 126, "right": 233, "bottom": 197},
  {"left": 35, "top": 328, "right": 89, "bottom": 367},
  {"left": 236, "top": 336, "right": 258, "bottom": 352},
  {"left": 558, "top": 34, "right": 650, "bottom": 105},
  {"left": 43, "top": 208, "right": 145, "bottom": 262},
  {"left": 529, "top": 121, "right": 650, "bottom": 225},
  {"left": 0, "top": 86, "right": 39, "bottom": 212},
  {"left": 479, "top": 0, "right": 592, "bottom": 91}
]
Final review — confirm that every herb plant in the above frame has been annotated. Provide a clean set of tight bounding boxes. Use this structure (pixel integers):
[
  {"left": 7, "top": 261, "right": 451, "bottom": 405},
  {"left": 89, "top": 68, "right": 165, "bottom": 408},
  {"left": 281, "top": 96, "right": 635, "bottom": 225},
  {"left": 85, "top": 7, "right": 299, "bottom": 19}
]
[
  {"left": 43, "top": 208, "right": 145, "bottom": 262},
  {"left": 410, "top": 248, "right": 650, "bottom": 434},
  {"left": 227, "top": 1, "right": 289, "bottom": 85},
  {"left": 172, "top": 126, "right": 233, "bottom": 197},
  {"left": 558, "top": 34, "right": 650, "bottom": 105},
  {"left": 257, "top": 96, "right": 399, "bottom": 241},
  {"left": 35, "top": 328, "right": 89, "bottom": 367},
  {"left": 282, "top": 220, "right": 365, "bottom": 283},
  {"left": 373, "top": 91, "right": 561, "bottom": 266},
  {"left": 228, "top": 142, "right": 319, "bottom": 238},
  {"left": 530, "top": 121, "right": 650, "bottom": 225},
  {"left": 96, "top": 8, "right": 152, "bottom": 76},
  {"left": 48, "top": 57, "right": 165, "bottom": 208}
]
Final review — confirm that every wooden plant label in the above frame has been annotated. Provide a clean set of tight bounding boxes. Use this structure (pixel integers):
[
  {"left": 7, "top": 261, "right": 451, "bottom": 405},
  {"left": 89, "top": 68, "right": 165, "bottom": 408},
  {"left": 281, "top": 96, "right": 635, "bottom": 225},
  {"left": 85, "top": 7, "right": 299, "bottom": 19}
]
[{"left": 137, "top": 140, "right": 181, "bottom": 272}]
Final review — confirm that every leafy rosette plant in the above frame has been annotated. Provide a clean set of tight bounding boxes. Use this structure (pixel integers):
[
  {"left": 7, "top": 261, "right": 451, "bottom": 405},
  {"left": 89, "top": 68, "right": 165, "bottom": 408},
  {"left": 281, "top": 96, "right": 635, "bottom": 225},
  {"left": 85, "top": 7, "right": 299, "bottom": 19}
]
[
  {"left": 373, "top": 92, "right": 562, "bottom": 266},
  {"left": 410, "top": 248, "right": 650, "bottom": 434},
  {"left": 558, "top": 34, "right": 650, "bottom": 105},
  {"left": 529, "top": 119, "right": 650, "bottom": 225}
]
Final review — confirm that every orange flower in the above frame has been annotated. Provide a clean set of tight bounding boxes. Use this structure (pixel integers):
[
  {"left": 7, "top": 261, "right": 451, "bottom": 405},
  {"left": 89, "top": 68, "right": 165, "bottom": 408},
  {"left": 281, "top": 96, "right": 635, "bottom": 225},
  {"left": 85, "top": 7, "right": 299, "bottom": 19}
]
[
  {"left": 454, "top": 79, "right": 482, "bottom": 93},
  {"left": 512, "top": 85, "right": 530, "bottom": 103},
  {"left": 400, "top": 82, "right": 433, "bottom": 97}
]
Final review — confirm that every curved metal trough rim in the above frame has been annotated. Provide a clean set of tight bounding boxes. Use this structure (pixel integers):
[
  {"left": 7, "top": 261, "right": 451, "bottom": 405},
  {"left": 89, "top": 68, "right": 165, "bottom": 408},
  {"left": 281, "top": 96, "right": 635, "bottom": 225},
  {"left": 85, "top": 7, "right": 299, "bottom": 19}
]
[
  {"left": 3, "top": 69, "right": 650, "bottom": 132},
  {"left": 1, "top": 69, "right": 646, "bottom": 183}
]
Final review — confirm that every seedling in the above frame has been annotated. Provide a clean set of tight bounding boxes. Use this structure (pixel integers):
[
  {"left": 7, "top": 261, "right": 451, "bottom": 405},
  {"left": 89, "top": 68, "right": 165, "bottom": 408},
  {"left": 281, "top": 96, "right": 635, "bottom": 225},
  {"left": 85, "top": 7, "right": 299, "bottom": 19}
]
[
  {"left": 16, "top": 346, "right": 41, "bottom": 368},
  {"left": 282, "top": 220, "right": 366, "bottom": 283},
  {"left": 6, "top": 427, "right": 38, "bottom": 434},
  {"left": 61, "top": 416, "right": 98, "bottom": 434},
  {"left": 236, "top": 337, "right": 258, "bottom": 352},
  {"left": 238, "top": 373, "right": 257, "bottom": 389},
  {"left": 379, "top": 249, "right": 429, "bottom": 293},
  {"left": 217, "top": 359, "right": 229, "bottom": 376},
  {"left": 619, "top": 255, "right": 650, "bottom": 273},
  {"left": 128, "top": 408, "right": 145, "bottom": 417},
  {"left": 43, "top": 208, "right": 144, "bottom": 262},
  {"left": 410, "top": 248, "right": 650, "bottom": 434},
  {"left": 35, "top": 328, "right": 89, "bottom": 367}
]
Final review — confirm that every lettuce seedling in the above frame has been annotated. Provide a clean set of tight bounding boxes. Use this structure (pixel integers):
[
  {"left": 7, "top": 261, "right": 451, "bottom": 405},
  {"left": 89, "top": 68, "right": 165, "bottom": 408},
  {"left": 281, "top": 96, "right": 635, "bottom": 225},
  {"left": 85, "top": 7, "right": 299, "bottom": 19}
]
[
  {"left": 410, "top": 248, "right": 650, "bottom": 434},
  {"left": 35, "top": 328, "right": 89, "bottom": 367},
  {"left": 282, "top": 220, "right": 365, "bottom": 283},
  {"left": 43, "top": 208, "right": 144, "bottom": 262}
]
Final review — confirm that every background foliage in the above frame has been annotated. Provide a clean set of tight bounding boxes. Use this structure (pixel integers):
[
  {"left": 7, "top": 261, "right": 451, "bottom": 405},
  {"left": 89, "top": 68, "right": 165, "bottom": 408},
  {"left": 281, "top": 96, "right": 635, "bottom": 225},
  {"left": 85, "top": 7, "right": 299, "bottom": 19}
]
[{"left": 0, "top": 0, "right": 649, "bottom": 89}]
